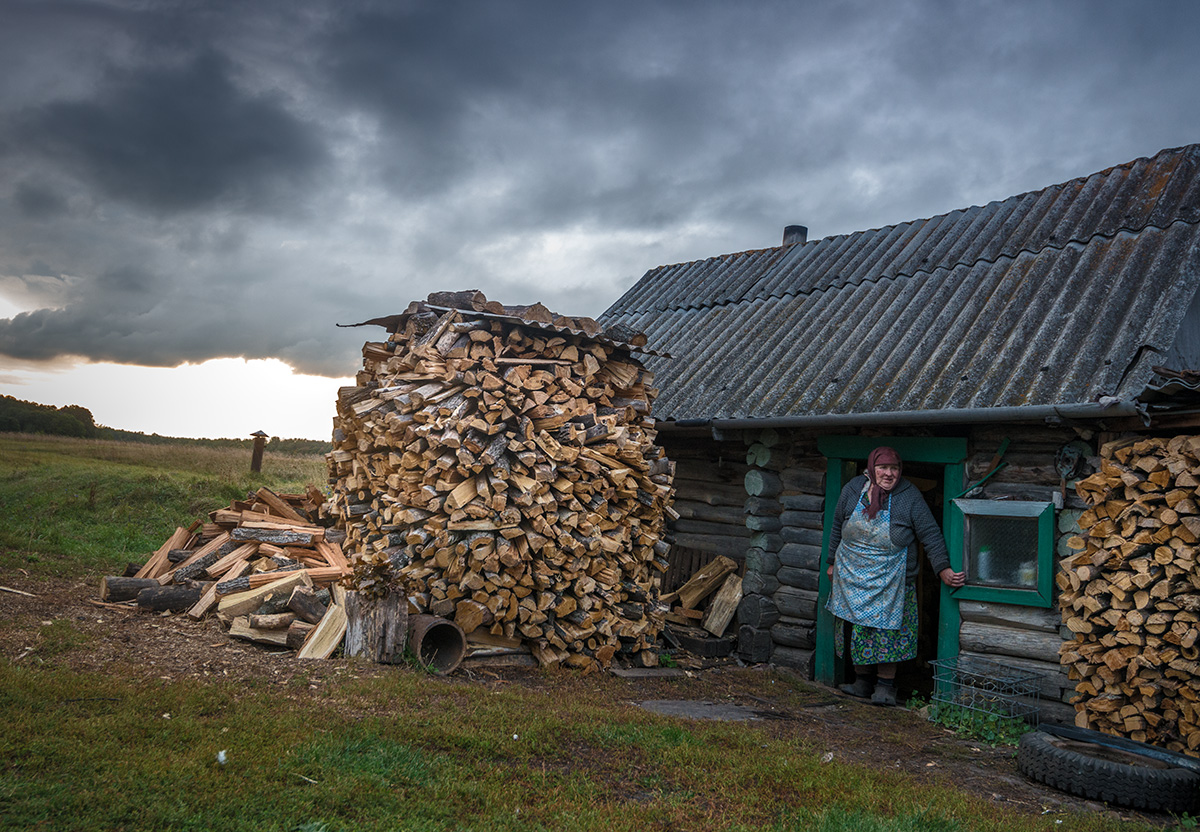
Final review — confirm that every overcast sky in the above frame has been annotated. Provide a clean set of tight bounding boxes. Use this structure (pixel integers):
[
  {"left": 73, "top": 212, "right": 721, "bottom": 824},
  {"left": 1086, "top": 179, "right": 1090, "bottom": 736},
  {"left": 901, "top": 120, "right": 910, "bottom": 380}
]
[{"left": 2, "top": 0, "right": 1199, "bottom": 440}]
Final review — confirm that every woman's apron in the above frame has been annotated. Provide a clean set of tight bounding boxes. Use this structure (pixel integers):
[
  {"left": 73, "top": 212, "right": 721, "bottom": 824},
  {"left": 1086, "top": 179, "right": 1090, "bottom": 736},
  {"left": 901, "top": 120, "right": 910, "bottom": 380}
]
[{"left": 826, "top": 484, "right": 908, "bottom": 630}]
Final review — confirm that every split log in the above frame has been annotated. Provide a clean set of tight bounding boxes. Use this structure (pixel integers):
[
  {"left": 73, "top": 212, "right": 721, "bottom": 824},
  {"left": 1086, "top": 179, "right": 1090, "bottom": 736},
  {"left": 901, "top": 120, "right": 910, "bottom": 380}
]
[{"left": 701, "top": 573, "right": 743, "bottom": 637}]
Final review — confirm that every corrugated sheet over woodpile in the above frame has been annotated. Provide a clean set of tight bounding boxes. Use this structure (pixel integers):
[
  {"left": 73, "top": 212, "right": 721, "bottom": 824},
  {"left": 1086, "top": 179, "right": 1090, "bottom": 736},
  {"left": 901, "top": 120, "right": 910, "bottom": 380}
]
[
  {"left": 326, "top": 290, "right": 675, "bottom": 672},
  {"left": 601, "top": 144, "right": 1200, "bottom": 421}
]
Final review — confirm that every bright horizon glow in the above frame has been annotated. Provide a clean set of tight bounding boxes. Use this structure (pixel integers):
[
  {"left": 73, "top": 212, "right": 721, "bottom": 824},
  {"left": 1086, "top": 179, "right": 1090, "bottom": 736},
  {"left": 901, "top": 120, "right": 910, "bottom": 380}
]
[{"left": 1, "top": 358, "right": 350, "bottom": 441}]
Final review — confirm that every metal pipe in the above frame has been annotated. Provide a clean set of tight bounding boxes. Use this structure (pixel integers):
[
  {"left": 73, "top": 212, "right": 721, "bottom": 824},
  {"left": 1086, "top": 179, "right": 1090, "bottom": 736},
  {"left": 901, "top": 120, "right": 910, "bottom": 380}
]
[{"left": 654, "top": 400, "right": 1144, "bottom": 435}]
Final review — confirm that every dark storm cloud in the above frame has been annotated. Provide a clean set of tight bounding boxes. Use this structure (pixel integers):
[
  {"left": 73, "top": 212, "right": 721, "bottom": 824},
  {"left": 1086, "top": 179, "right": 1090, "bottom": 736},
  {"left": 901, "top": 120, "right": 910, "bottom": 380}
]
[
  {"left": 10, "top": 49, "right": 328, "bottom": 215},
  {"left": 2, "top": 0, "right": 1200, "bottom": 380}
]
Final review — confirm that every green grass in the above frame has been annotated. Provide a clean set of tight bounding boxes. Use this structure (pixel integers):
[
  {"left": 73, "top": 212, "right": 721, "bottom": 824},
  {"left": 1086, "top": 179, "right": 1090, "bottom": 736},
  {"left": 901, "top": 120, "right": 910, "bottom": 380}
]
[
  {"left": 0, "top": 434, "right": 327, "bottom": 577},
  {"left": 0, "top": 436, "right": 1163, "bottom": 832},
  {"left": 0, "top": 661, "right": 1145, "bottom": 832}
]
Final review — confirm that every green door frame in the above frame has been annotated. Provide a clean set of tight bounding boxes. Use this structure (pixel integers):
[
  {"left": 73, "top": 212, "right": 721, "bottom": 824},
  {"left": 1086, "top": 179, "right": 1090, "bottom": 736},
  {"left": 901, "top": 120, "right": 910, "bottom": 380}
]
[{"left": 814, "top": 436, "right": 968, "bottom": 686}]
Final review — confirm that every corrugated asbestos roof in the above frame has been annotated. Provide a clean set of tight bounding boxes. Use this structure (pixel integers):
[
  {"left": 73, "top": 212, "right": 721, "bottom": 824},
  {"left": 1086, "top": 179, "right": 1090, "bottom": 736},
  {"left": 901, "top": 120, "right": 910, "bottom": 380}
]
[{"left": 601, "top": 144, "right": 1200, "bottom": 422}]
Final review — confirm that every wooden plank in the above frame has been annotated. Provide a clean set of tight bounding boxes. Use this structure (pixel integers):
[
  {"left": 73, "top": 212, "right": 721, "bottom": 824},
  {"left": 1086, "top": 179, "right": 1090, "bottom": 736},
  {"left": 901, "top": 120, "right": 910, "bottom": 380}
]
[
  {"left": 135, "top": 527, "right": 190, "bottom": 580},
  {"left": 253, "top": 487, "right": 312, "bottom": 524},
  {"left": 296, "top": 600, "right": 348, "bottom": 659}
]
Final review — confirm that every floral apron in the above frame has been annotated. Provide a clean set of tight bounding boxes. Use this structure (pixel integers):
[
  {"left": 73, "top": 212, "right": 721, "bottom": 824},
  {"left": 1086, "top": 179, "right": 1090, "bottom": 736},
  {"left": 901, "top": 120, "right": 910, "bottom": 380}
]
[{"left": 827, "top": 484, "right": 918, "bottom": 664}]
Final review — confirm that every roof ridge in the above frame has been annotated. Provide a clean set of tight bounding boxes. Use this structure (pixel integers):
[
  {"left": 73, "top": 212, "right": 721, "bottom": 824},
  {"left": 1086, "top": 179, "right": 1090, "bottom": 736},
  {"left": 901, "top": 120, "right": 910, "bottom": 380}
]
[
  {"left": 662, "top": 214, "right": 1200, "bottom": 314},
  {"left": 799, "top": 143, "right": 1200, "bottom": 251}
]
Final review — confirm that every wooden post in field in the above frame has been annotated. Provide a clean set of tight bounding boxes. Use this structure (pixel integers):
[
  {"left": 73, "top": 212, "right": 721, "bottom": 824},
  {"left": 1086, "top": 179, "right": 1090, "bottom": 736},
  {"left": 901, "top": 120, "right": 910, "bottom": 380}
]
[{"left": 250, "top": 430, "right": 268, "bottom": 473}]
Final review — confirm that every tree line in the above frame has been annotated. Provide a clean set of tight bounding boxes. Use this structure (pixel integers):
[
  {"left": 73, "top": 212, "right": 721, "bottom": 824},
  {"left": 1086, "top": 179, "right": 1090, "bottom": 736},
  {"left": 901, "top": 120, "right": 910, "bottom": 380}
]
[{"left": 0, "top": 395, "right": 331, "bottom": 455}]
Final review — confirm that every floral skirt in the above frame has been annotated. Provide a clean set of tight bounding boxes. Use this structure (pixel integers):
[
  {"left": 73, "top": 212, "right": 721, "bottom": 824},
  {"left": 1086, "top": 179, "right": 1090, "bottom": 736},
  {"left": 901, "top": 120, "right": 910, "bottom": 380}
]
[{"left": 835, "top": 584, "right": 918, "bottom": 665}]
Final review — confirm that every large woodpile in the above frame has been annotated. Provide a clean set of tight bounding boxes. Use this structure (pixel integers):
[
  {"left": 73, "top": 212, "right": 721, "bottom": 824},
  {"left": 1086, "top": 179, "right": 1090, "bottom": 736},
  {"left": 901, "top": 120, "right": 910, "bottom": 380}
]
[
  {"left": 325, "top": 291, "right": 674, "bottom": 671},
  {"left": 1061, "top": 434, "right": 1200, "bottom": 755}
]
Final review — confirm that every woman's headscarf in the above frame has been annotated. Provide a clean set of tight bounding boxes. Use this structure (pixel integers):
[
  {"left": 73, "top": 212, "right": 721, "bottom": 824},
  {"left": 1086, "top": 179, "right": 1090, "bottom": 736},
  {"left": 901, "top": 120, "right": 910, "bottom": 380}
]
[{"left": 865, "top": 446, "right": 902, "bottom": 519}]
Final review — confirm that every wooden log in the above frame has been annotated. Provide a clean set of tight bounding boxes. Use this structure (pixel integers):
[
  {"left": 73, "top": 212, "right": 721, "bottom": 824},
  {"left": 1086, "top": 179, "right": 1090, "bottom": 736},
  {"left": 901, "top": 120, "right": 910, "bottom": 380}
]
[
  {"left": 676, "top": 556, "right": 738, "bottom": 609},
  {"left": 136, "top": 584, "right": 203, "bottom": 612},
  {"left": 744, "top": 515, "right": 782, "bottom": 533},
  {"left": 287, "top": 586, "right": 329, "bottom": 625},
  {"left": 773, "top": 586, "right": 818, "bottom": 621},
  {"left": 770, "top": 619, "right": 815, "bottom": 649},
  {"left": 343, "top": 589, "right": 408, "bottom": 664},
  {"left": 744, "top": 547, "right": 781, "bottom": 575},
  {"left": 779, "top": 509, "right": 824, "bottom": 530},
  {"left": 156, "top": 531, "right": 232, "bottom": 586},
  {"left": 286, "top": 620, "right": 317, "bottom": 651},
  {"left": 741, "top": 572, "right": 780, "bottom": 596},
  {"left": 771, "top": 645, "right": 814, "bottom": 673},
  {"left": 957, "top": 601, "right": 1063, "bottom": 634},
  {"left": 778, "top": 543, "right": 821, "bottom": 570},
  {"left": 738, "top": 625, "right": 774, "bottom": 662},
  {"left": 249, "top": 612, "right": 296, "bottom": 630},
  {"left": 781, "top": 527, "right": 823, "bottom": 547},
  {"left": 781, "top": 468, "right": 825, "bottom": 494},
  {"left": 253, "top": 486, "right": 312, "bottom": 524},
  {"left": 958, "top": 621, "right": 1065, "bottom": 664},
  {"left": 135, "top": 526, "right": 191, "bottom": 580},
  {"left": 228, "top": 615, "right": 290, "bottom": 647},
  {"left": 99, "top": 576, "right": 159, "bottom": 603},
  {"left": 743, "top": 497, "right": 783, "bottom": 516},
  {"left": 297, "top": 588, "right": 348, "bottom": 660},
  {"left": 779, "top": 494, "right": 824, "bottom": 513},
  {"left": 957, "top": 650, "right": 1072, "bottom": 702},
  {"left": 745, "top": 470, "right": 782, "bottom": 498},
  {"left": 777, "top": 566, "right": 819, "bottom": 591},
  {"left": 702, "top": 574, "right": 744, "bottom": 637},
  {"left": 217, "top": 571, "right": 313, "bottom": 620}
]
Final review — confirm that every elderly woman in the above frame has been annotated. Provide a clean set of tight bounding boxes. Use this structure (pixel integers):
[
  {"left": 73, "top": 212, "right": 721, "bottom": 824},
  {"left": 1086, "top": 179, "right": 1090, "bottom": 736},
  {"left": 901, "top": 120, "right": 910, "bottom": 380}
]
[{"left": 825, "top": 447, "right": 965, "bottom": 706}]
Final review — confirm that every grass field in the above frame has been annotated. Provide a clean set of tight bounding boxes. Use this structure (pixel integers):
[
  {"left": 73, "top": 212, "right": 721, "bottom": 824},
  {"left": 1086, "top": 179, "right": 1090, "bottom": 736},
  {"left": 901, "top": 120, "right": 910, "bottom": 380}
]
[
  {"left": 0, "top": 435, "right": 1173, "bottom": 831},
  {"left": 0, "top": 434, "right": 327, "bottom": 577}
]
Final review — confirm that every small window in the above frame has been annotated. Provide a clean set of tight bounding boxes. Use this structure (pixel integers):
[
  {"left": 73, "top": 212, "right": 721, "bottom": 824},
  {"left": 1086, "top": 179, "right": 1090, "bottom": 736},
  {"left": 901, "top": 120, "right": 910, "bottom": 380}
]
[{"left": 949, "top": 499, "right": 1054, "bottom": 607}]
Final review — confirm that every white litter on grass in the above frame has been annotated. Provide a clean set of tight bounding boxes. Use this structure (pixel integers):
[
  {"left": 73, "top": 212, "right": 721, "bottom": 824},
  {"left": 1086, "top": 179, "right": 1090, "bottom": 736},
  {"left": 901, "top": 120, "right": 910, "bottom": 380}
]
[{"left": 216, "top": 750, "right": 227, "bottom": 766}]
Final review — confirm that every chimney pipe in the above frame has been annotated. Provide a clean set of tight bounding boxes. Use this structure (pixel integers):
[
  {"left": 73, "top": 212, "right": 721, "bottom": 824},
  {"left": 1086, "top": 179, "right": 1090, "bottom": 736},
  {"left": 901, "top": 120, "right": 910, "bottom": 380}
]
[{"left": 783, "top": 225, "right": 808, "bottom": 246}]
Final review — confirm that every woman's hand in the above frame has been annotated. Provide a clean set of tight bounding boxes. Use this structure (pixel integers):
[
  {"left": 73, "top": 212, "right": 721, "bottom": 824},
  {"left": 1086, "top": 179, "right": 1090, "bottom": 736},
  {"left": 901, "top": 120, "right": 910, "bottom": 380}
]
[{"left": 938, "top": 568, "right": 966, "bottom": 588}]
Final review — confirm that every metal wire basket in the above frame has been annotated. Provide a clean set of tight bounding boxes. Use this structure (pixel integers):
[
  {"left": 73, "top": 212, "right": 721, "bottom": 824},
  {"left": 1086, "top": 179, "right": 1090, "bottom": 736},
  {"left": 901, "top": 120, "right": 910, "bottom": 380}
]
[{"left": 929, "top": 655, "right": 1042, "bottom": 726}]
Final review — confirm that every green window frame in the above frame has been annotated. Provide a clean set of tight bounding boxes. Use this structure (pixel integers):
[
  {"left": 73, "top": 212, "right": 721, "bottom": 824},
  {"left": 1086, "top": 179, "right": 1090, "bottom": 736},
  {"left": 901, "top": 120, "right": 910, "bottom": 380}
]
[{"left": 947, "top": 498, "right": 1055, "bottom": 608}]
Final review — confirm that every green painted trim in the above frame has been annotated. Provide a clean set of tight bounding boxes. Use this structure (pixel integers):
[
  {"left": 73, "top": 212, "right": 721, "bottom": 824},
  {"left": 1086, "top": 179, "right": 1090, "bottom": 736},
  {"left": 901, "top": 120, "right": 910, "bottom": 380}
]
[
  {"left": 947, "top": 500, "right": 1056, "bottom": 609},
  {"left": 817, "top": 435, "right": 967, "bottom": 464},
  {"left": 937, "top": 463, "right": 965, "bottom": 662}
]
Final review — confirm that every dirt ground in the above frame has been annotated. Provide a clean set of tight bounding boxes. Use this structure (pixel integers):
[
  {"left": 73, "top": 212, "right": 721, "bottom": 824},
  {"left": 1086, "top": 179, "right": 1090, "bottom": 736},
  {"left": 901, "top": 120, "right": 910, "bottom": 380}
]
[{"left": 0, "top": 573, "right": 1182, "bottom": 827}]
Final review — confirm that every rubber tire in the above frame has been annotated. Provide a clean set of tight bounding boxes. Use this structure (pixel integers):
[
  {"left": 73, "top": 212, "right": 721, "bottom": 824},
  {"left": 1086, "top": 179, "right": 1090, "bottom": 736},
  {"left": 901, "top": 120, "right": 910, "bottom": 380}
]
[{"left": 1017, "top": 730, "right": 1200, "bottom": 813}]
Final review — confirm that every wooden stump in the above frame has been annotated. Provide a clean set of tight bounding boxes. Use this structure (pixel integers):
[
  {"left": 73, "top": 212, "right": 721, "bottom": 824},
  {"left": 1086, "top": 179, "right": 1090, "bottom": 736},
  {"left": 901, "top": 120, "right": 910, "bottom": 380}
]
[{"left": 343, "top": 589, "right": 408, "bottom": 664}]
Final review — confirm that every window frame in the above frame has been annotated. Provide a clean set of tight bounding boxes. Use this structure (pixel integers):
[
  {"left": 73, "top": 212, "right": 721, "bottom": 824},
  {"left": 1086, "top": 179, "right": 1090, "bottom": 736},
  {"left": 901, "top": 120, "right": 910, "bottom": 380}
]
[{"left": 948, "top": 498, "right": 1055, "bottom": 608}]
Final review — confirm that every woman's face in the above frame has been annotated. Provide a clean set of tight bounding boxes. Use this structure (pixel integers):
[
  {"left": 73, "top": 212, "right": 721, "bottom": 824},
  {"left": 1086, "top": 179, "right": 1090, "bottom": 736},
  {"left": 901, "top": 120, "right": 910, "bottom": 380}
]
[{"left": 873, "top": 463, "right": 900, "bottom": 491}]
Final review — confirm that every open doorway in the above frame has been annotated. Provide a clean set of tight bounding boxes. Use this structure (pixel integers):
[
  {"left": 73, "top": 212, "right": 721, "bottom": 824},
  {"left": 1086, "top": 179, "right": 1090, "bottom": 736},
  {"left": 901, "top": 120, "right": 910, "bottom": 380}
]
[
  {"left": 832, "top": 459, "right": 944, "bottom": 703},
  {"left": 815, "top": 435, "right": 967, "bottom": 693}
]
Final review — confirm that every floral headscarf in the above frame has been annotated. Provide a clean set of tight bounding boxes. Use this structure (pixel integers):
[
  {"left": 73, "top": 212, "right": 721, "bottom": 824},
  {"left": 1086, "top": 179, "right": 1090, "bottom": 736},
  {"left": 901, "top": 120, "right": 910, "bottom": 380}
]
[{"left": 865, "top": 446, "right": 902, "bottom": 519}]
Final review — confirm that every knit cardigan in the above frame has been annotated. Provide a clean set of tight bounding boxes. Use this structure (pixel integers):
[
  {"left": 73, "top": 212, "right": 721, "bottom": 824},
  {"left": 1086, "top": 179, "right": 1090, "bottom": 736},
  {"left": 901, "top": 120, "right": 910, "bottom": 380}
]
[{"left": 827, "top": 475, "right": 952, "bottom": 582}]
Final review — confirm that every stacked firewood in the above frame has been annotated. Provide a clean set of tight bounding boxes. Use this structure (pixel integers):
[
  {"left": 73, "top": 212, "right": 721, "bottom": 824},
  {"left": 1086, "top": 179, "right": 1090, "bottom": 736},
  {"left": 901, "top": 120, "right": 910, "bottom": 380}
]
[
  {"left": 1060, "top": 434, "right": 1200, "bottom": 754},
  {"left": 325, "top": 290, "right": 674, "bottom": 671},
  {"left": 100, "top": 487, "right": 351, "bottom": 657}
]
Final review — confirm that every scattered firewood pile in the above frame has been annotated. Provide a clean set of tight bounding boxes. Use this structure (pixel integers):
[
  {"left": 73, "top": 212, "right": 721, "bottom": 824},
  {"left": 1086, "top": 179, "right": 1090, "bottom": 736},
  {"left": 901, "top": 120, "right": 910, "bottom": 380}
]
[
  {"left": 325, "top": 290, "right": 675, "bottom": 672},
  {"left": 1062, "top": 434, "right": 1200, "bottom": 755},
  {"left": 100, "top": 487, "right": 351, "bottom": 658}
]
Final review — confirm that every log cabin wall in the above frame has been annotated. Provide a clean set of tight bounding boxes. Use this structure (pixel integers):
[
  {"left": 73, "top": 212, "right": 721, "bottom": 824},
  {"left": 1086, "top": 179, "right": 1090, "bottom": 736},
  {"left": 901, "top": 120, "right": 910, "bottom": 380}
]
[
  {"left": 659, "top": 430, "right": 752, "bottom": 592},
  {"left": 664, "top": 423, "right": 1096, "bottom": 719},
  {"left": 956, "top": 424, "right": 1090, "bottom": 726}
]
